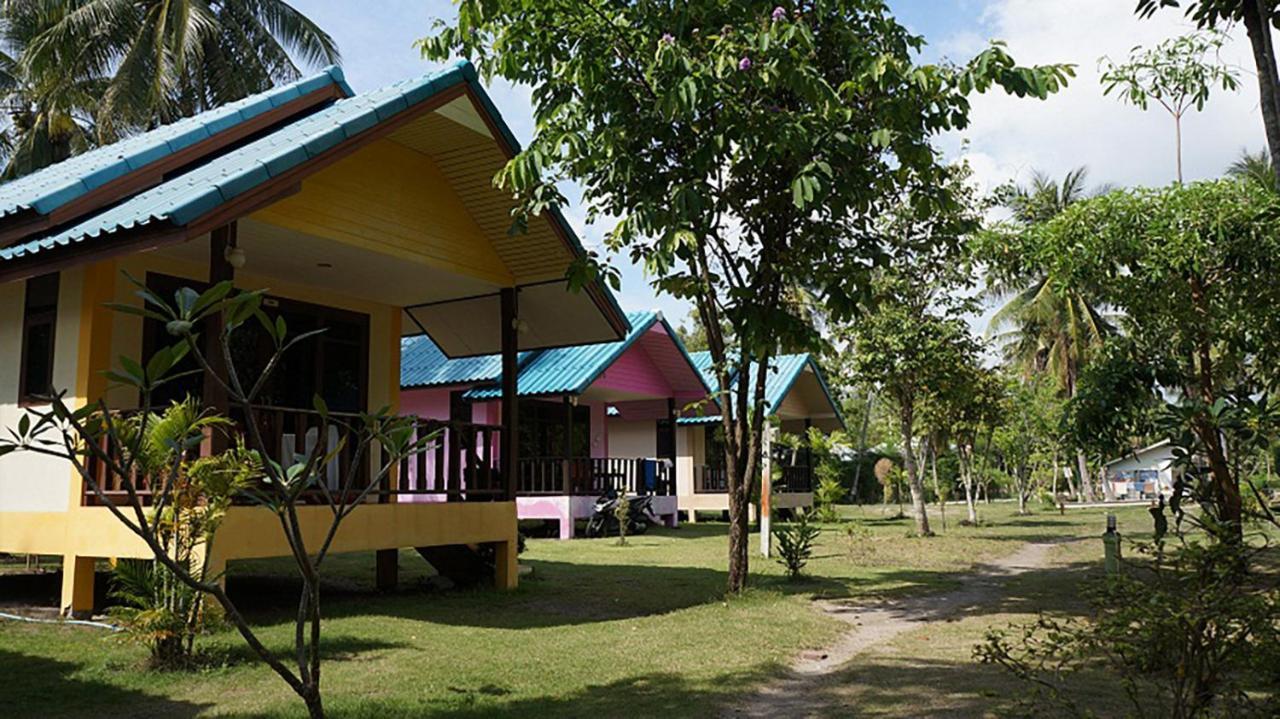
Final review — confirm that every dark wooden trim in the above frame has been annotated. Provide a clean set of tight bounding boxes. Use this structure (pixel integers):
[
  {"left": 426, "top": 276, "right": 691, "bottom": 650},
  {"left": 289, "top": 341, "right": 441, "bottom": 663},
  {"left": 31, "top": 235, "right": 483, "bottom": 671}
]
[
  {"left": 0, "top": 84, "right": 344, "bottom": 249},
  {"left": 500, "top": 287, "right": 519, "bottom": 501}
]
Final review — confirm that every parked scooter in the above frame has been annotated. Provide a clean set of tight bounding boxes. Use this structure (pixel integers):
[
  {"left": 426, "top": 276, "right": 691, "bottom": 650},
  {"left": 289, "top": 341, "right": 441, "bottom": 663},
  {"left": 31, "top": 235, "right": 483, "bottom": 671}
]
[{"left": 584, "top": 489, "right": 658, "bottom": 538}]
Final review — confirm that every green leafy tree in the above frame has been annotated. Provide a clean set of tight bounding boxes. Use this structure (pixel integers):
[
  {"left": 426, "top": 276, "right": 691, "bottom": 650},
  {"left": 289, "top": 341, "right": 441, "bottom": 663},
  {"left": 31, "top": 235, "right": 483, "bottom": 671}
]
[
  {"left": 980, "top": 167, "right": 1114, "bottom": 501},
  {"left": 1009, "top": 180, "right": 1280, "bottom": 537},
  {"left": 927, "top": 361, "right": 1006, "bottom": 525},
  {"left": 1100, "top": 30, "right": 1240, "bottom": 183},
  {"left": 991, "top": 374, "right": 1062, "bottom": 515},
  {"left": 421, "top": 0, "right": 1070, "bottom": 593},
  {"left": 845, "top": 271, "right": 982, "bottom": 536},
  {"left": 1136, "top": 0, "right": 1280, "bottom": 185}
]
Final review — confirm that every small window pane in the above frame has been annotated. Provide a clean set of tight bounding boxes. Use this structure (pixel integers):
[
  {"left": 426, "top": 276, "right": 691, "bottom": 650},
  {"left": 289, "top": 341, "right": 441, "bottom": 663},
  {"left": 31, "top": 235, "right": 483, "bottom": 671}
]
[
  {"left": 20, "top": 273, "right": 59, "bottom": 402},
  {"left": 22, "top": 322, "right": 55, "bottom": 398}
]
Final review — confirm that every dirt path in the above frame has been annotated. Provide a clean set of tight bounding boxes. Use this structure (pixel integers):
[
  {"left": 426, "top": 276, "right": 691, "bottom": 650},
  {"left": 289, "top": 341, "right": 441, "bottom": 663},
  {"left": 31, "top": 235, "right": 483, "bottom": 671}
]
[{"left": 724, "top": 540, "right": 1067, "bottom": 718}]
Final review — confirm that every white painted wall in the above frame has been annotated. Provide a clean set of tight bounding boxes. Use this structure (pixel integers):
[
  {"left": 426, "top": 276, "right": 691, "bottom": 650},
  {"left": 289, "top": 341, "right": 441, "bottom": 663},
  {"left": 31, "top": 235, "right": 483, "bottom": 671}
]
[
  {"left": 0, "top": 271, "right": 85, "bottom": 512},
  {"left": 607, "top": 419, "right": 657, "bottom": 458},
  {"left": 675, "top": 424, "right": 705, "bottom": 496},
  {"left": 1105, "top": 443, "right": 1178, "bottom": 498}
]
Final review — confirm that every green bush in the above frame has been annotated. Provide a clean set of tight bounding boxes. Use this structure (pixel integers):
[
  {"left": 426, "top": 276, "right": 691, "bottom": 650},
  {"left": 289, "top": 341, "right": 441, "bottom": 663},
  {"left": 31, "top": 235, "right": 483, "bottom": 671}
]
[
  {"left": 814, "top": 476, "right": 846, "bottom": 523},
  {"left": 773, "top": 510, "right": 821, "bottom": 580}
]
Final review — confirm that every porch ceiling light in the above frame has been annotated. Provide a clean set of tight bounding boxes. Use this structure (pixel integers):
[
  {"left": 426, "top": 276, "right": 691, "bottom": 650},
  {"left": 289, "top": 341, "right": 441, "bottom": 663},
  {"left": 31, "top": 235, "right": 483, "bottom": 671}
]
[{"left": 224, "top": 245, "right": 247, "bottom": 270}]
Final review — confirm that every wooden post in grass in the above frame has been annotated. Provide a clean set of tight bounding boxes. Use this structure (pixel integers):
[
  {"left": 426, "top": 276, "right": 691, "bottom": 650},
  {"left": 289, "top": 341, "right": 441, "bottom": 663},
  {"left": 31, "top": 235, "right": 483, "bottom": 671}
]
[{"left": 761, "top": 423, "right": 773, "bottom": 557}]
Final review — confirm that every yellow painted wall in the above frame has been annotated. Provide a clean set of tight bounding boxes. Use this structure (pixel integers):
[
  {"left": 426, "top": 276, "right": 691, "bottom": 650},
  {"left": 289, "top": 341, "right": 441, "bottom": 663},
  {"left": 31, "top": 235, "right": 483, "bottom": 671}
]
[
  {"left": 0, "top": 502, "right": 518, "bottom": 561},
  {"left": 251, "top": 138, "right": 512, "bottom": 286}
]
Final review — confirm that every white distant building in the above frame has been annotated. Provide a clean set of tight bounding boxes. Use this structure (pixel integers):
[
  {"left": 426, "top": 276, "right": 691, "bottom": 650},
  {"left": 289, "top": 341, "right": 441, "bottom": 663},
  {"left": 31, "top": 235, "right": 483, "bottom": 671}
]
[{"left": 1103, "top": 440, "right": 1183, "bottom": 499}]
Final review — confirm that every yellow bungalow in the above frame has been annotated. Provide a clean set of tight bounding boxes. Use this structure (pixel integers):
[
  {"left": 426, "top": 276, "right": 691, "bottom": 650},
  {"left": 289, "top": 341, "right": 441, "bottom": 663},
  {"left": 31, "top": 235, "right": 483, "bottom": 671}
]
[{"left": 0, "top": 61, "right": 629, "bottom": 616}]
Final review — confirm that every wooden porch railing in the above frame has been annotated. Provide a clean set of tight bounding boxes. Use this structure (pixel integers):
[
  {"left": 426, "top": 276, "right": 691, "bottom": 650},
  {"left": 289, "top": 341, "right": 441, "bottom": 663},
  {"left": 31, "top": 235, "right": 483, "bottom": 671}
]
[
  {"left": 517, "top": 457, "right": 674, "bottom": 497},
  {"left": 693, "top": 465, "right": 728, "bottom": 494},
  {"left": 83, "top": 409, "right": 506, "bottom": 505},
  {"left": 690, "top": 464, "right": 813, "bottom": 494},
  {"left": 394, "top": 418, "right": 505, "bottom": 502}
]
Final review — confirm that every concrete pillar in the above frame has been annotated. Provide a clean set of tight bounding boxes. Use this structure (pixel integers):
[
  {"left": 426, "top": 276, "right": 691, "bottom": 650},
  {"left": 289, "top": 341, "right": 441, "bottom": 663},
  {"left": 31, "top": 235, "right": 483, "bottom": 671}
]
[
  {"left": 60, "top": 554, "right": 97, "bottom": 618},
  {"left": 493, "top": 538, "right": 519, "bottom": 590}
]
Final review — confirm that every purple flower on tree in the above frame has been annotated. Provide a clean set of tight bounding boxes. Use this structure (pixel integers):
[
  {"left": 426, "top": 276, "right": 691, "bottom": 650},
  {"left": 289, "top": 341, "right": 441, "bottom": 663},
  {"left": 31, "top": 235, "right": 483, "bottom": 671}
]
[
  {"left": 739, "top": 56, "right": 752, "bottom": 71},
  {"left": 771, "top": 6, "right": 787, "bottom": 22},
  {"left": 660, "top": 33, "right": 674, "bottom": 45}
]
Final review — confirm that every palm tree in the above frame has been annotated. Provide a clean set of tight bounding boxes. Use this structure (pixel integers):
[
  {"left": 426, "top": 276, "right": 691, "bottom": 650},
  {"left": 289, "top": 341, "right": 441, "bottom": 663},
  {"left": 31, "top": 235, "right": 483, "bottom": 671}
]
[
  {"left": 986, "top": 167, "right": 1114, "bottom": 501},
  {"left": 1227, "top": 148, "right": 1277, "bottom": 192},
  {"left": 0, "top": 3, "right": 103, "bottom": 177},
  {"left": 2, "top": 0, "right": 339, "bottom": 177}
]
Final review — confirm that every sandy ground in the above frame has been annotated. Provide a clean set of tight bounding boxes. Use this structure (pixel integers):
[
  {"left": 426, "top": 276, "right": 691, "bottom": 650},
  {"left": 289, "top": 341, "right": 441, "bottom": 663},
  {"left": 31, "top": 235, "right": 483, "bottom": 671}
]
[{"left": 725, "top": 540, "right": 1066, "bottom": 718}]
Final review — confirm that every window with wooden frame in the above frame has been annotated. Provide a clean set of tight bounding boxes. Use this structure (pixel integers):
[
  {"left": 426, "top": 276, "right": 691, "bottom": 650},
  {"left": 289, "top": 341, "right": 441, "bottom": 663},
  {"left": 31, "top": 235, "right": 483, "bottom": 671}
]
[{"left": 19, "top": 273, "right": 60, "bottom": 405}]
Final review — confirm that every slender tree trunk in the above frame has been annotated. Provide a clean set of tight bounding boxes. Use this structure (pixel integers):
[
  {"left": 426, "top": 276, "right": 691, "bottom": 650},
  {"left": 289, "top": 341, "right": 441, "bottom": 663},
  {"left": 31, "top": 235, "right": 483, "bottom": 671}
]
[
  {"left": 1242, "top": 0, "right": 1280, "bottom": 185},
  {"left": 898, "top": 404, "right": 932, "bottom": 536},
  {"left": 850, "top": 392, "right": 874, "bottom": 505},
  {"left": 962, "top": 444, "right": 978, "bottom": 524},
  {"left": 930, "top": 437, "right": 946, "bottom": 531},
  {"left": 1075, "top": 451, "right": 1098, "bottom": 502},
  {"left": 1174, "top": 113, "right": 1184, "bottom": 184},
  {"left": 1187, "top": 276, "right": 1243, "bottom": 539}
]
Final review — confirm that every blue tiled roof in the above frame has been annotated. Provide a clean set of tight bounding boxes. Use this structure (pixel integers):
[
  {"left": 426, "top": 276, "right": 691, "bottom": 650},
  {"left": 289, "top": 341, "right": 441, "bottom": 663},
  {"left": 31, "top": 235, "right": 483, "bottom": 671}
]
[
  {"left": 400, "top": 334, "right": 530, "bottom": 389},
  {"left": 0, "top": 66, "right": 351, "bottom": 221},
  {"left": 464, "top": 311, "right": 661, "bottom": 399},
  {"left": 677, "top": 351, "right": 840, "bottom": 425},
  {"left": 0, "top": 62, "right": 474, "bottom": 263},
  {"left": 402, "top": 310, "right": 709, "bottom": 400}
]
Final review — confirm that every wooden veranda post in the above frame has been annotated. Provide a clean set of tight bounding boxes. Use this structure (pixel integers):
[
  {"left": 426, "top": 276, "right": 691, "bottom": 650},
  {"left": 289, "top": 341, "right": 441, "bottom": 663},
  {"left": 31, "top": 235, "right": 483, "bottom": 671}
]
[
  {"left": 500, "top": 288, "right": 519, "bottom": 501},
  {"left": 203, "top": 222, "right": 236, "bottom": 454},
  {"left": 563, "top": 395, "right": 574, "bottom": 495}
]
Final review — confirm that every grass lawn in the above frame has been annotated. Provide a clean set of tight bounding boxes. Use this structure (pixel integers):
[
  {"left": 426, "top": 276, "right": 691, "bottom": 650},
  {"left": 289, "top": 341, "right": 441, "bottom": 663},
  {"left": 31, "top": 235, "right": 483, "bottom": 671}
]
[{"left": 0, "top": 502, "right": 1152, "bottom": 718}]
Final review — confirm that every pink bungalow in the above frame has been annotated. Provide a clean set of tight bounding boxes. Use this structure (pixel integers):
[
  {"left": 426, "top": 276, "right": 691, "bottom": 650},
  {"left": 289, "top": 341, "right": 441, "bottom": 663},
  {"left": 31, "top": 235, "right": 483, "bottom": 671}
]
[{"left": 400, "top": 311, "right": 713, "bottom": 538}]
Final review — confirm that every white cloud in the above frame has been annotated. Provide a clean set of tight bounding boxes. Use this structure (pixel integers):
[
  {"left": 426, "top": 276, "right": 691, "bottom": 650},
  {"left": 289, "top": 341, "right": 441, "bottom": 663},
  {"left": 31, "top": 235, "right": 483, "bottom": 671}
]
[{"left": 945, "top": 0, "right": 1264, "bottom": 193}]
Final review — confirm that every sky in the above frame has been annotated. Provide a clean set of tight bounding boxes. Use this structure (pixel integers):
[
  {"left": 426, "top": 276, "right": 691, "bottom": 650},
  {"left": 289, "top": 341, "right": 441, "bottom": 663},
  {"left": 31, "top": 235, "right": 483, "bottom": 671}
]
[{"left": 289, "top": 0, "right": 1268, "bottom": 330}]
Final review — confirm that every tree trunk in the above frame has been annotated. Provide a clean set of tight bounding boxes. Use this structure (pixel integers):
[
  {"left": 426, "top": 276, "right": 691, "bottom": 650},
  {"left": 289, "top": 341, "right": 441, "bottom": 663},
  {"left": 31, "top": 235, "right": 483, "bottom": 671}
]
[
  {"left": 961, "top": 445, "right": 978, "bottom": 524},
  {"left": 898, "top": 405, "right": 932, "bottom": 536},
  {"left": 930, "top": 437, "right": 946, "bottom": 531},
  {"left": 1242, "top": 0, "right": 1280, "bottom": 185},
  {"left": 724, "top": 347, "right": 772, "bottom": 594},
  {"left": 303, "top": 689, "right": 324, "bottom": 719},
  {"left": 1076, "top": 451, "right": 1096, "bottom": 502},
  {"left": 727, "top": 480, "right": 750, "bottom": 592}
]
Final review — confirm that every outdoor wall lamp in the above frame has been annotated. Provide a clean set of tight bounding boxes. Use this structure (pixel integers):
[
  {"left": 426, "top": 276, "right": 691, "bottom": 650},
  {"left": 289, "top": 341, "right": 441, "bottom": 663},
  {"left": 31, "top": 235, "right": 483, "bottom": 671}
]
[{"left": 224, "top": 245, "right": 247, "bottom": 270}]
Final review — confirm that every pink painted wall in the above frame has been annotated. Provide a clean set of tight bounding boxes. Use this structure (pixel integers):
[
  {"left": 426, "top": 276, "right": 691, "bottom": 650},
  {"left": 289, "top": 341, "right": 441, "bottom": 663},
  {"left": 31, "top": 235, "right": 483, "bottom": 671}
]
[
  {"left": 400, "top": 387, "right": 453, "bottom": 422},
  {"left": 590, "top": 402, "right": 608, "bottom": 458},
  {"left": 593, "top": 334, "right": 673, "bottom": 396}
]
